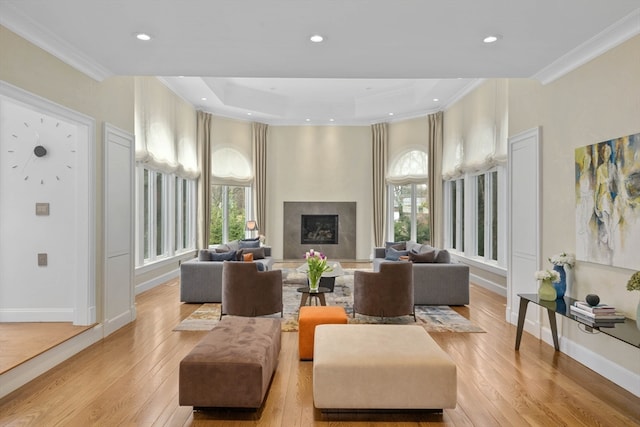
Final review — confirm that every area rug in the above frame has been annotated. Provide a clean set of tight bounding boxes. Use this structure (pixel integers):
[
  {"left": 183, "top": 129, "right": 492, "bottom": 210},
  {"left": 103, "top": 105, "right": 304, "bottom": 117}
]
[{"left": 173, "top": 268, "right": 484, "bottom": 333}]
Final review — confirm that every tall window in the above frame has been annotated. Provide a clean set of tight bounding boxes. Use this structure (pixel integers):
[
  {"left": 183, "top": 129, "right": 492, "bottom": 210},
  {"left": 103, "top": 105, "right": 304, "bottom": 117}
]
[
  {"left": 141, "top": 168, "right": 167, "bottom": 262},
  {"left": 210, "top": 185, "right": 251, "bottom": 244},
  {"left": 391, "top": 183, "right": 430, "bottom": 243},
  {"left": 210, "top": 147, "right": 254, "bottom": 245},
  {"left": 137, "top": 167, "right": 196, "bottom": 266},
  {"left": 387, "top": 149, "right": 429, "bottom": 243},
  {"left": 445, "top": 168, "right": 503, "bottom": 267},
  {"left": 446, "top": 178, "right": 464, "bottom": 252},
  {"left": 175, "top": 176, "right": 195, "bottom": 252}
]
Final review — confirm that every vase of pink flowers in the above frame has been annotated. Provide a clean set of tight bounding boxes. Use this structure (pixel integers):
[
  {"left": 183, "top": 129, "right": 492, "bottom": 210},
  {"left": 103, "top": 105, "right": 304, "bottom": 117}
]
[{"left": 304, "top": 249, "right": 332, "bottom": 292}]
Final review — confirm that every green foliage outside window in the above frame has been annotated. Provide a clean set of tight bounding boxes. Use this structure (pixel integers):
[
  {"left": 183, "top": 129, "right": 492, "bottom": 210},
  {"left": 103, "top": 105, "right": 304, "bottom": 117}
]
[{"left": 210, "top": 185, "right": 247, "bottom": 244}]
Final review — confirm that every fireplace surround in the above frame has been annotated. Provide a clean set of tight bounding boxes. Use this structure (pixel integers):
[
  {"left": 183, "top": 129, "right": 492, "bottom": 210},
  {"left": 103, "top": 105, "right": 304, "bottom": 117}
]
[{"left": 283, "top": 202, "right": 356, "bottom": 260}]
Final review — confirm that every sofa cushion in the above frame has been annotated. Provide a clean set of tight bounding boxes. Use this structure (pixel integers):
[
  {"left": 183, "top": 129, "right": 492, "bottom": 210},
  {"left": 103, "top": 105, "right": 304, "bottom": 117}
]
[
  {"left": 385, "top": 247, "right": 409, "bottom": 261},
  {"left": 211, "top": 250, "right": 237, "bottom": 261},
  {"left": 409, "top": 250, "right": 437, "bottom": 263},
  {"left": 239, "top": 239, "right": 261, "bottom": 249},
  {"left": 435, "top": 249, "right": 451, "bottom": 263},
  {"left": 198, "top": 249, "right": 212, "bottom": 261},
  {"left": 242, "top": 247, "right": 266, "bottom": 260}
]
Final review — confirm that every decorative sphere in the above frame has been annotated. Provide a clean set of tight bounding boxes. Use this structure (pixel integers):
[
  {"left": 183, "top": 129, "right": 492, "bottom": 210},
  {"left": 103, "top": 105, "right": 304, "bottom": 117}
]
[{"left": 585, "top": 294, "right": 600, "bottom": 306}]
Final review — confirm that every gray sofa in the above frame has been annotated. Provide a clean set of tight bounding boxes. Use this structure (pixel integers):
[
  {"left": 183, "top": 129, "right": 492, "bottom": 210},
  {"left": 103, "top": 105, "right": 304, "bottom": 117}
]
[
  {"left": 373, "top": 242, "right": 469, "bottom": 306},
  {"left": 180, "top": 245, "right": 273, "bottom": 303}
]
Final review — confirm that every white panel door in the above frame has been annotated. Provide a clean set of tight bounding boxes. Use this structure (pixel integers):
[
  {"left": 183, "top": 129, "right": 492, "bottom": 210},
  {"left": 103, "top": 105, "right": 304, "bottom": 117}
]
[
  {"left": 507, "top": 128, "right": 541, "bottom": 331},
  {"left": 104, "top": 123, "right": 135, "bottom": 336}
]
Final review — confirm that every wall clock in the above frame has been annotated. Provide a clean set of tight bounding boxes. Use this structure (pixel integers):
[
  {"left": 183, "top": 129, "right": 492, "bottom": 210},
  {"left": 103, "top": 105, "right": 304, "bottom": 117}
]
[{"left": 4, "top": 105, "right": 77, "bottom": 185}]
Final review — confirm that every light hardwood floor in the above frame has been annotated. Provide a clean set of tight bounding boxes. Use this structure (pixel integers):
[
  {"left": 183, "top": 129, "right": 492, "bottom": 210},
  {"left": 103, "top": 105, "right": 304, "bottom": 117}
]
[{"left": 1, "top": 267, "right": 639, "bottom": 426}]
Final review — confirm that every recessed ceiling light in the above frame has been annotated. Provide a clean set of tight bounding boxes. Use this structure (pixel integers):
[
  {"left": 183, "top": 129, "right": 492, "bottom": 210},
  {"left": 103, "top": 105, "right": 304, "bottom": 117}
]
[
  {"left": 201, "top": 97, "right": 207, "bottom": 101},
  {"left": 388, "top": 112, "right": 394, "bottom": 116},
  {"left": 135, "top": 32, "right": 152, "bottom": 41},
  {"left": 310, "top": 34, "right": 324, "bottom": 43},
  {"left": 305, "top": 118, "right": 311, "bottom": 122},
  {"left": 247, "top": 112, "right": 252, "bottom": 116},
  {"left": 433, "top": 98, "right": 439, "bottom": 102},
  {"left": 483, "top": 35, "right": 501, "bottom": 43},
  {"left": 329, "top": 118, "right": 335, "bottom": 122}
]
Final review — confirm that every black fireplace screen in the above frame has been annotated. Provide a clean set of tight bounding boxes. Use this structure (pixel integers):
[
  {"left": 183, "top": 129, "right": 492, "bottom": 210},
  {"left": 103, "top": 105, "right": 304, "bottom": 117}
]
[{"left": 301, "top": 214, "right": 338, "bottom": 244}]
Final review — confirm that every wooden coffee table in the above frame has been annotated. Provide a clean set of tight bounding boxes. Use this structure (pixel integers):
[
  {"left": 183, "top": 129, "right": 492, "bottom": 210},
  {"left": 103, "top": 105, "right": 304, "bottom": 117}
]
[{"left": 297, "top": 286, "right": 330, "bottom": 308}]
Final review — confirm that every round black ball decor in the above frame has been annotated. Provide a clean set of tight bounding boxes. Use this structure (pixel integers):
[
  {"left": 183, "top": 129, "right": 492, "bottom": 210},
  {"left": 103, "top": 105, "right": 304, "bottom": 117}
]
[{"left": 585, "top": 294, "right": 600, "bottom": 306}]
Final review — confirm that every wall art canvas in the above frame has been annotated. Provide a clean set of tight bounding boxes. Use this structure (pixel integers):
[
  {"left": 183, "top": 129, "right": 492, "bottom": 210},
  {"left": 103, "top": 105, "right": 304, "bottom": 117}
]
[{"left": 575, "top": 132, "right": 640, "bottom": 270}]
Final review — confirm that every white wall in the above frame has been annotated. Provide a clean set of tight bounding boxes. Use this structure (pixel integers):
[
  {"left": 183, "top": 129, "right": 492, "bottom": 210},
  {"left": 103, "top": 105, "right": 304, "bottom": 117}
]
[{"left": 266, "top": 125, "right": 373, "bottom": 260}]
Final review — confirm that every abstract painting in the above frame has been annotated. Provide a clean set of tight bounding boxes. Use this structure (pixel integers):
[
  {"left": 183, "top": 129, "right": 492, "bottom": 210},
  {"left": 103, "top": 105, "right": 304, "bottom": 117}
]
[{"left": 575, "top": 132, "right": 640, "bottom": 269}]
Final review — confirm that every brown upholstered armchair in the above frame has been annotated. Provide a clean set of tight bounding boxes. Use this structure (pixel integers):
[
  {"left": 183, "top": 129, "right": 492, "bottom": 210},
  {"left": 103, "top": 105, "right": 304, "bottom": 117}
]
[
  {"left": 353, "top": 262, "right": 415, "bottom": 321},
  {"left": 221, "top": 261, "right": 283, "bottom": 318}
]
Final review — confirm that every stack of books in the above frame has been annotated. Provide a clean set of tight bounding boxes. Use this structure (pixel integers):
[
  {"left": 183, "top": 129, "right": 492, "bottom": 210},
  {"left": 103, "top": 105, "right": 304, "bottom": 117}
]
[{"left": 569, "top": 301, "right": 626, "bottom": 328}]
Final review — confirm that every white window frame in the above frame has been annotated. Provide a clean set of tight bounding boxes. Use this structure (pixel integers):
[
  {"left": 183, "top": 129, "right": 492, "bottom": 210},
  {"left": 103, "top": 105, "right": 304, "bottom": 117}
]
[
  {"left": 210, "top": 183, "right": 253, "bottom": 245},
  {"left": 135, "top": 166, "right": 196, "bottom": 268},
  {"left": 444, "top": 166, "right": 506, "bottom": 272},
  {"left": 386, "top": 182, "right": 429, "bottom": 244},
  {"left": 174, "top": 176, "right": 196, "bottom": 254},
  {"left": 444, "top": 178, "right": 465, "bottom": 252}
]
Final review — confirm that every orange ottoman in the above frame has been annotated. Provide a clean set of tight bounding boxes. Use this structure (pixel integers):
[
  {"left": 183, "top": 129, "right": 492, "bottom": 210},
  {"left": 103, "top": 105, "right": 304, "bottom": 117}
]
[{"left": 298, "top": 306, "right": 348, "bottom": 360}]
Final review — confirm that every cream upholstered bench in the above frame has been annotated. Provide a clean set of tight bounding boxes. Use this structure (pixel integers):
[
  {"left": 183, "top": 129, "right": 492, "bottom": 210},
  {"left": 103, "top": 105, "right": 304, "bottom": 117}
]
[
  {"left": 179, "top": 316, "right": 281, "bottom": 409},
  {"left": 313, "top": 324, "right": 457, "bottom": 411}
]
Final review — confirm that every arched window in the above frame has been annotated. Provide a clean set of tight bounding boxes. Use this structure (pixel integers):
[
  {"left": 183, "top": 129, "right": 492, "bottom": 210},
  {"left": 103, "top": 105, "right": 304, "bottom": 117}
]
[
  {"left": 387, "top": 149, "right": 430, "bottom": 243},
  {"left": 388, "top": 149, "right": 428, "bottom": 182},
  {"left": 212, "top": 147, "right": 253, "bottom": 183}
]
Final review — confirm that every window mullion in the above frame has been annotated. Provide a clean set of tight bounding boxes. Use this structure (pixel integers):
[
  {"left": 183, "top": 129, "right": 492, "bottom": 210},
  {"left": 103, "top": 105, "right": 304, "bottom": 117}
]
[{"left": 485, "top": 172, "right": 493, "bottom": 261}]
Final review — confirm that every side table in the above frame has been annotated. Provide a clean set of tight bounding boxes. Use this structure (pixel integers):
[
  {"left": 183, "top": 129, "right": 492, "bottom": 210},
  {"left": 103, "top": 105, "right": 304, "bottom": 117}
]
[{"left": 297, "top": 286, "right": 330, "bottom": 308}]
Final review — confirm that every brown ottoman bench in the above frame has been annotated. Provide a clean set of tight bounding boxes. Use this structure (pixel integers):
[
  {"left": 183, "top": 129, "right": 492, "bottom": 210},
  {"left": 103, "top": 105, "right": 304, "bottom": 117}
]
[{"left": 179, "top": 316, "right": 281, "bottom": 409}]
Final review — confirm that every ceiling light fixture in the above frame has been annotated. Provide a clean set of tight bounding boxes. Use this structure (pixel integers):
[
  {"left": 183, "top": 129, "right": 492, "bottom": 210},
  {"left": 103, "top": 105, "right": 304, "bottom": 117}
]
[
  {"left": 310, "top": 34, "right": 324, "bottom": 43},
  {"left": 483, "top": 34, "right": 501, "bottom": 43},
  {"left": 247, "top": 112, "right": 252, "bottom": 116},
  {"left": 388, "top": 112, "right": 394, "bottom": 116},
  {"left": 433, "top": 98, "right": 439, "bottom": 102},
  {"left": 201, "top": 97, "right": 207, "bottom": 101},
  {"left": 329, "top": 118, "right": 335, "bottom": 122},
  {"left": 135, "top": 32, "right": 152, "bottom": 41}
]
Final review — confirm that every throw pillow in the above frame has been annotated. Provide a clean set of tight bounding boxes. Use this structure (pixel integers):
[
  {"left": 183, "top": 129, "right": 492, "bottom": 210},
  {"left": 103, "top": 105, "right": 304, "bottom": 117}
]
[
  {"left": 239, "top": 239, "right": 261, "bottom": 249},
  {"left": 242, "top": 247, "right": 266, "bottom": 260},
  {"left": 435, "top": 249, "right": 451, "bottom": 263},
  {"left": 243, "top": 253, "right": 254, "bottom": 262},
  {"left": 409, "top": 250, "right": 437, "bottom": 263},
  {"left": 198, "top": 249, "right": 212, "bottom": 261},
  {"left": 385, "top": 247, "right": 409, "bottom": 261},
  {"left": 385, "top": 241, "right": 406, "bottom": 250},
  {"left": 210, "top": 250, "right": 237, "bottom": 261}
]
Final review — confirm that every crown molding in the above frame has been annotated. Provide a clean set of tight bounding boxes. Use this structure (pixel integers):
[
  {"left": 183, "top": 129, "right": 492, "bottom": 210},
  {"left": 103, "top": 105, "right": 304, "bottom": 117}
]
[
  {"left": 533, "top": 8, "right": 640, "bottom": 85},
  {"left": 0, "top": 3, "right": 113, "bottom": 82}
]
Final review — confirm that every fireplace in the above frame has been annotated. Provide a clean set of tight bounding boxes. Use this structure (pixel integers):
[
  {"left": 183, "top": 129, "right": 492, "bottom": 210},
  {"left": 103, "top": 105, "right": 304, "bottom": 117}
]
[
  {"left": 301, "top": 214, "right": 338, "bottom": 244},
  {"left": 283, "top": 202, "right": 356, "bottom": 259}
]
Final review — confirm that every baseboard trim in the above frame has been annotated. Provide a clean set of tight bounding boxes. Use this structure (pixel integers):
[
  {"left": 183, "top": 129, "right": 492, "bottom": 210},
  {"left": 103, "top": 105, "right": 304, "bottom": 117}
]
[
  {"left": 0, "top": 308, "right": 74, "bottom": 322},
  {"left": 0, "top": 324, "right": 104, "bottom": 399},
  {"left": 103, "top": 309, "right": 135, "bottom": 337},
  {"left": 135, "top": 268, "right": 179, "bottom": 295},
  {"left": 470, "top": 273, "right": 507, "bottom": 297},
  {"left": 539, "top": 325, "right": 640, "bottom": 397}
]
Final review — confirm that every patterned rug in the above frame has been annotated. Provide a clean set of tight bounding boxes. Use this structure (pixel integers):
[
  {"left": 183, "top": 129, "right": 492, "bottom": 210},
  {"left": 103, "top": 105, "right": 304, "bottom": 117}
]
[{"left": 173, "top": 268, "right": 484, "bottom": 333}]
